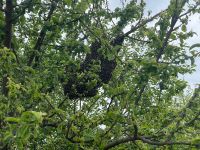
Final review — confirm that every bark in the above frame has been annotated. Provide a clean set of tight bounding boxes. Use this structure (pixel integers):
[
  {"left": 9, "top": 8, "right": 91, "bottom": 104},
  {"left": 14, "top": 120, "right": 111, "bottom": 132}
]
[
  {"left": 104, "top": 135, "right": 198, "bottom": 150},
  {"left": 27, "top": 1, "right": 58, "bottom": 66},
  {"left": 2, "top": 0, "right": 13, "bottom": 96}
]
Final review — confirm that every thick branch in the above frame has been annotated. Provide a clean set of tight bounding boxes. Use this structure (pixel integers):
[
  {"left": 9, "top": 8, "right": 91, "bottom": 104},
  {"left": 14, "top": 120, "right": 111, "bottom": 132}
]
[
  {"left": 2, "top": 0, "right": 13, "bottom": 96},
  {"left": 4, "top": 0, "right": 12, "bottom": 48},
  {"left": 104, "top": 135, "right": 198, "bottom": 150},
  {"left": 137, "top": 136, "right": 196, "bottom": 146},
  {"left": 27, "top": 1, "right": 57, "bottom": 66},
  {"left": 156, "top": 0, "right": 187, "bottom": 62},
  {"left": 104, "top": 136, "right": 136, "bottom": 150}
]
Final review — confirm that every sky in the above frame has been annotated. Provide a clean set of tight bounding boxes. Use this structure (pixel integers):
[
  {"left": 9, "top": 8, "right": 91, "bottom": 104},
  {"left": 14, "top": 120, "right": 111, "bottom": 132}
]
[{"left": 108, "top": 0, "right": 200, "bottom": 87}]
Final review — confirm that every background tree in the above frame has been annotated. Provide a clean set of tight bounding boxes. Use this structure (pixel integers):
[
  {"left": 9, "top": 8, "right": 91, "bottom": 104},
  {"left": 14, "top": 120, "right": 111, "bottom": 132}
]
[{"left": 0, "top": 0, "right": 200, "bottom": 149}]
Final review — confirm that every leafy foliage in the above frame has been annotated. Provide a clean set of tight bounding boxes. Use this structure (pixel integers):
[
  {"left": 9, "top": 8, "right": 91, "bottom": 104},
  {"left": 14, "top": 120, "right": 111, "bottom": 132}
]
[{"left": 0, "top": 0, "right": 200, "bottom": 149}]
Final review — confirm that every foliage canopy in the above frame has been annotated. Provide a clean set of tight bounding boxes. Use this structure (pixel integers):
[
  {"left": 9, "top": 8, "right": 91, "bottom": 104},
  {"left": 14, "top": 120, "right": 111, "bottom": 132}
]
[{"left": 0, "top": 0, "right": 200, "bottom": 149}]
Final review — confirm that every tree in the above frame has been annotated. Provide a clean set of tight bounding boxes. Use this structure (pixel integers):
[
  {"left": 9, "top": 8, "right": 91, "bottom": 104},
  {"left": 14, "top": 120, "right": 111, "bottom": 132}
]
[{"left": 0, "top": 0, "right": 200, "bottom": 149}]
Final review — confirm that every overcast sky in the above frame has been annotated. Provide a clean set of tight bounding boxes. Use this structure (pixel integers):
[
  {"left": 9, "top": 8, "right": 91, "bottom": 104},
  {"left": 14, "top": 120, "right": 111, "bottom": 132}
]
[{"left": 108, "top": 0, "right": 200, "bottom": 87}]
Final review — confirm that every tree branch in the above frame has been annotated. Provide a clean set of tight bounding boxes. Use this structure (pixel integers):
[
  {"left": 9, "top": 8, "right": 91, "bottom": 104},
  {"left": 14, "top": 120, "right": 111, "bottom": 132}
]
[
  {"left": 179, "top": 2, "right": 200, "bottom": 19},
  {"left": 137, "top": 136, "right": 196, "bottom": 146},
  {"left": 2, "top": 0, "right": 13, "bottom": 96},
  {"left": 104, "top": 134, "right": 199, "bottom": 150},
  {"left": 156, "top": 0, "right": 187, "bottom": 62},
  {"left": 104, "top": 136, "right": 136, "bottom": 150},
  {"left": 155, "top": 86, "right": 200, "bottom": 138},
  {"left": 11, "top": 0, "right": 34, "bottom": 22},
  {"left": 104, "top": 125, "right": 138, "bottom": 150},
  {"left": 27, "top": 0, "right": 58, "bottom": 66},
  {"left": 123, "top": 9, "right": 167, "bottom": 38},
  {"left": 4, "top": 0, "right": 12, "bottom": 48}
]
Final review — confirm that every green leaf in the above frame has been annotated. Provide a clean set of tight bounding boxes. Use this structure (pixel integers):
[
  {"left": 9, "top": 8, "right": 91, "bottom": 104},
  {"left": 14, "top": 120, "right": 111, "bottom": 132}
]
[
  {"left": 170, "top": 34, "right": 176, "bottom": 40},
  {"left": 181, "top": 24, "right": 187, "bottom": 32},
  {"left": 64, "top": 0, "right": 72, "bottom": 6},
  {"left": 29, "top": 111, "right": 46, "bottom": 124},
  {"left": 5, "top": 117, "right": 20, "bottom": 123},
  {"left": 21, "top": 111, "right": 46, "bottom": 124},
  {"left": 192, "top": 138, "right": 200, "bottom": 144}
]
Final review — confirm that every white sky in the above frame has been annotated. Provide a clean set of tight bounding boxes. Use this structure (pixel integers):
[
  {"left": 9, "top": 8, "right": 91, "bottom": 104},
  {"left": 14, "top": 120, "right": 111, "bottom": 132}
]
[{"left": 108, "top": 0, "right": 200, "bottom": 86}]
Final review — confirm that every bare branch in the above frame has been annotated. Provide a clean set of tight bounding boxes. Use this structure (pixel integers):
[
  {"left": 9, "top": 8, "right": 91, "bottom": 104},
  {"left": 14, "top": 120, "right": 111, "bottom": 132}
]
[
  {"left": 179, "top": 2, "right": 200, "bottom": 19},
  {"left": 123, "top": 9, "right": 167, "bottom": 38},
  {"left": 127, "top": 35, "right": 151, "bottom": 43}
]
